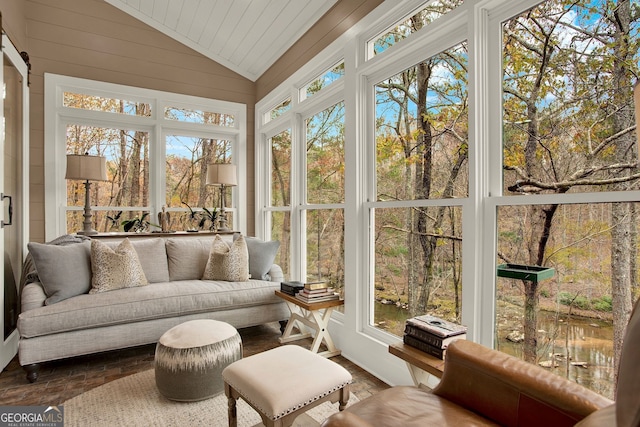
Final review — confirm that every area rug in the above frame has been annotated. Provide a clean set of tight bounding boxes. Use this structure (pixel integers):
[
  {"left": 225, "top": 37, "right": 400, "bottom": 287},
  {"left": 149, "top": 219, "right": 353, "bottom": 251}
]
[{"left": 63, "top": 369, "right": 358, "bottom": 426}]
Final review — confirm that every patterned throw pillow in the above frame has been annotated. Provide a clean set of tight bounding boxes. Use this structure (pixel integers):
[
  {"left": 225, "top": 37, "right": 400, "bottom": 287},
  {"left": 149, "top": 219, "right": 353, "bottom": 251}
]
[
  {"left": 202, "top": 235, "right": 250, "bottom": 282},
  {"left": 90, "top": 238, "right": 148, "bottom": 294}
]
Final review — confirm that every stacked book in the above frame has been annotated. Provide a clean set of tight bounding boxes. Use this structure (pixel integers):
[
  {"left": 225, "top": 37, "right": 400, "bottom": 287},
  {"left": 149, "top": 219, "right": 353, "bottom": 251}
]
[
  {"left": 280, "top": 281, "right": 305, "bottom": 296},
  {"left": 403, "top": 314, "right": 467, "bottom": 359},
  {"left": 294, "top": 281, "right": 340, "bottom": 303}
]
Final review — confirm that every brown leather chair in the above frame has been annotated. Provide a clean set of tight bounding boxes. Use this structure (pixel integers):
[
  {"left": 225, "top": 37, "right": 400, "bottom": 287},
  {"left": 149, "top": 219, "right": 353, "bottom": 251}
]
[{"left": 322, "top": 300, "right": 640, "bottom": 427}]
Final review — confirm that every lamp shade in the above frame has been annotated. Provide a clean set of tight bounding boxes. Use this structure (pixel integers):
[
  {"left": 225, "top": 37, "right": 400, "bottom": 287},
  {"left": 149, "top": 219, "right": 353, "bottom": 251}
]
[
  {"left": 65, "top": 154, "right": 108, "bottom": 181},
  {"left": 206, "top": 163, "right": 237, "bottom": 187}
]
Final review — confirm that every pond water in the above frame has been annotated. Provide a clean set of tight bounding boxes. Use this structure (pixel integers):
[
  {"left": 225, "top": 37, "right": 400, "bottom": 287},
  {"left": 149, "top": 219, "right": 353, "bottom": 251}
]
[{"left": 375, "top": 302, "right": 615, "bottom": 399}]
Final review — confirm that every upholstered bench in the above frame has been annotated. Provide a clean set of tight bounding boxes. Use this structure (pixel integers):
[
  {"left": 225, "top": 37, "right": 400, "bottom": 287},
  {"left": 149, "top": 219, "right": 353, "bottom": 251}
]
[
  {"left": 155, "top": 319, "right": 242, "bottom": 401},
  {"left": 222, "top": 345, "right": 352, "bottom": 427}
]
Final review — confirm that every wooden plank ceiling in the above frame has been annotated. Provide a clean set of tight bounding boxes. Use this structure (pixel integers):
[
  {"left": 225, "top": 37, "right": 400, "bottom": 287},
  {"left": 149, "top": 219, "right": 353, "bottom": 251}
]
[{"left": 104, "top": 0, "right": 339, "bottom": 81}]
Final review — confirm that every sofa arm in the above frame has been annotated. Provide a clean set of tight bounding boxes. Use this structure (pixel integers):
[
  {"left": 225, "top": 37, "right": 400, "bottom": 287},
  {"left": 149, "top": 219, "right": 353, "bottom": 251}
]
[
  {"left": 433, "top": 340, "right": 612, "bottom": 426},
  {"left": 268, "top": 264, "right": 284, "bottom": 283},
  {"left": 21, "top": 282, "right": 47, "bottom": 312}
]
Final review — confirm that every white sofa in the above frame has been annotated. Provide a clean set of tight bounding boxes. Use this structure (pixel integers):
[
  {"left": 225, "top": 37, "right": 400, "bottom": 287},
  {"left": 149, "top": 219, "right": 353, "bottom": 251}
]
[{"left": 17, "top": 234, "right": 288, "bottom": 382}]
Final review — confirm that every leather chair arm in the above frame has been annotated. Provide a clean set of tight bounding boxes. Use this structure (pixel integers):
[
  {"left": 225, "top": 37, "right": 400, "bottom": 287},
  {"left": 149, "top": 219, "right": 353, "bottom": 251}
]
[
  {"left": 433, "top": 340, "right": 612, "bottom": 426},
  {"left": 321, "top": 411, "right": 375, "bottom": 427}
]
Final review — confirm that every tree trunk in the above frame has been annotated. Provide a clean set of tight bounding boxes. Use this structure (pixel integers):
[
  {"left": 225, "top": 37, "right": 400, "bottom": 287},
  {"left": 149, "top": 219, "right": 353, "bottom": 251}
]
[
  {"left": 129, "top": 134, "right": 141, "bottom": 208},
  {"left": 117, "top": 130, "right": 128, "bottom": 208},
  {"left": 519, "top": 15, "right": 556, "bottom": 362},
  {"left": 415, "top": 60, "right": 433, "bottom": 315},
  {"left": 141, "top": 133, "right": 149, "bottom": 208},
  {"left": 198, "top": 139, "right": 214, "bottom": 207},
  {"left": 610, "top": 0, "right": 634, "bottom": 386}
]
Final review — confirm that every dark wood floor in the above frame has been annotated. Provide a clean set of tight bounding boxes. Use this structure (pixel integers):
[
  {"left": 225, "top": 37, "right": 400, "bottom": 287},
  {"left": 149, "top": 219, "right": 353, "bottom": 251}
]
[{"left": 0, "top": 322, "right": 389, "bottom": 406}]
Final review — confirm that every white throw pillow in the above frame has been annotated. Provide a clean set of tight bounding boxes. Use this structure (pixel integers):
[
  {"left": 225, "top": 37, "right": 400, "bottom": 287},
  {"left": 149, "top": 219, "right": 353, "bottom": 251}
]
[
  {"left": 202, "top": 235, "right": 249, "bottom": 282},
  {"left": 90, "top": 238, "right": 148, "bottom": 294}
]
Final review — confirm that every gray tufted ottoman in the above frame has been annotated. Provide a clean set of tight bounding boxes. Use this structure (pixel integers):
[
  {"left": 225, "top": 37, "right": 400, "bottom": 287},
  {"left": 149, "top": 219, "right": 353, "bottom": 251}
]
[{"left": 155, "top": 319, "right": 242, "bottom": 401}]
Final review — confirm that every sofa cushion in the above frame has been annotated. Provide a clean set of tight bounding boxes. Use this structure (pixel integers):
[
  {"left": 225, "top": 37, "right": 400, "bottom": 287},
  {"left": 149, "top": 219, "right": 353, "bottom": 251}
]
[
  {"left": 17, "top": 279, "right": 283, "bottom": 338},
  {"left": 105, "top": 238, "right": 170, "bottom": 283},
  {"left": 90, "top": 239, "right": 148, "bottom": 294},
  {"left": 203, "top": 235, "right": 249, "bottom": 282},
  {"left": 166, "top": 236, "right": 232, "bottom": 281},
  {"left": 27, "top": 241, "right": 92, "bottom": 305},
  {"left": 244, "top": 237, "right": 280, "bottom": 281}
]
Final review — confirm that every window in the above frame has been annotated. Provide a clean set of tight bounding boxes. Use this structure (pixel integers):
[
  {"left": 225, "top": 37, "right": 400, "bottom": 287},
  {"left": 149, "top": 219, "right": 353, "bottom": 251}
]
[
  {"left": 65, "top": 124, "right": 149, "bottom": 232},
  {"left": 262, "top": 100, "right": 346, "bottom": 292},
  {"left": 372, "top": 41, "right": 468, "bottom": 335},
  {"left": 306, "top": 102, "right": 345, "bottom": 204},
  {"left": 165, "top": 135, "right": 233, "bottom": 230},
  {"left": 367, "top": 0, "right": 464, "bottom": 59},
  {"left": 164, "top": 106, "right": 235, "bottom": 127},
  {"left": 268, "top": 129, "right": 292, "bottom": 277},
  {"left": 256, "top": 0, "right": 640, "bottom": 398},
  {"left": 300, "top": 62, "right": 345, "bottom": 102},
  {"left": 264, "top": 98, "right": 291, "bottom": 124},
  {"left": 63, "top": 92, "right": 151, "bottom": 116},
  {"left": 495, "top": 0, "right": 640, "bottom": 399},
  {"left": 502, "top": 1, "right": 640, "bottom": 197},
  {"left": 46, "top": 74, "right": 246, "bottom": 240},
  {"left": 305, "top": 102, "right": 345, "bottom": 290}
]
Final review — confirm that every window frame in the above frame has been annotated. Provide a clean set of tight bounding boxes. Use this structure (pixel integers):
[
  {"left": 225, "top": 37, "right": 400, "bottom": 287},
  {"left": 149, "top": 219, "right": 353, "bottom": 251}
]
[{"left": 44, "top": 74, "right": 247, "bottom": 240}]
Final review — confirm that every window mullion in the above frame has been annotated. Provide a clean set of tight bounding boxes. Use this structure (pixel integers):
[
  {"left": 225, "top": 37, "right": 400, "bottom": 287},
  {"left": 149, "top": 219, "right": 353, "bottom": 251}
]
[{"left": 289, "top": 112, "right": 306, "bottom": 281}]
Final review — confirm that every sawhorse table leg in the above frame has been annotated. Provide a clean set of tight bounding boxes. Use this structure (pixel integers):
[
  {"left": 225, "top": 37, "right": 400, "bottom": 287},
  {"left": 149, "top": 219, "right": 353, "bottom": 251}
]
[{"left": 278, "top": 300, "right": 341, "bottom": 357}]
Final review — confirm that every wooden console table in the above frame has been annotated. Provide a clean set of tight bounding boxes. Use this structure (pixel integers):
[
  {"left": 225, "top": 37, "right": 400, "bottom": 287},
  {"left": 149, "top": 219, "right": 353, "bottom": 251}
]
[
  {"left": 90, "top": 230, "right": 239, "bottom": 240},
  {"left": 275, "top": 290, "right": 344, "bottom": 358},
  {"left": 389, "top": 342, "right": 445, "bottom": 389}
]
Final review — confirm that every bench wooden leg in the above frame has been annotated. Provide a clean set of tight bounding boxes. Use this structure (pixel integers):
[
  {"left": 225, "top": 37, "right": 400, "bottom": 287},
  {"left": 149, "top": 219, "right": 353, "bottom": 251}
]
[
  {"left": 339, "top": 385, "right": 350, "bottom": 411},
  {"left": 225, "top": 383, "right": 238, "bottom": 427}
]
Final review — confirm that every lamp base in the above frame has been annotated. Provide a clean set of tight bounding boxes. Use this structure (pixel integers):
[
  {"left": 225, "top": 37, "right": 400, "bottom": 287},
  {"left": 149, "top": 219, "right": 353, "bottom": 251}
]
[
  {"left": 78, "top": 180, "right": 98, "bottom": 236},
  {"left": 217, "top": 185, "right": 232, "bottom": 232}
]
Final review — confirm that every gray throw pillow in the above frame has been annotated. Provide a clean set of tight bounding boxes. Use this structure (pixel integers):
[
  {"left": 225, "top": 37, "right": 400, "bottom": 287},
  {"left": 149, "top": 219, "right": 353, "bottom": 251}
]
[
  {"left": 90, "top": 238, "right": 148, "bottom": 294},
  {"left": 103, "top": 238, "right": 170, "bottom": 283},
  {"left": 244, "top": 236, "right": 280, "bottom": 280},
  {"left": 166, "top": 238, "right": 216, "bottom": 281},
  {"left": 27, "top": 241, "right": 92, "bottom": 305},
  {"left": 128, "top": 238, "right": 170, "bottom": 283}
]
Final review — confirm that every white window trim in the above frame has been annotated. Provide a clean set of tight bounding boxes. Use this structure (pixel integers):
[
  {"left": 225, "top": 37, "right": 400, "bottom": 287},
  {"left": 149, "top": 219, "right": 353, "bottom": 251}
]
[{"left": 44, "top": 74, "right": 247, "bottom": 241}]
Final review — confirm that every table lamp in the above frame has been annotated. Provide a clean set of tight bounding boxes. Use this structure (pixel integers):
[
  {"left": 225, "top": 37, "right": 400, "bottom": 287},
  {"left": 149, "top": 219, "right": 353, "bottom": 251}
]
[
  {"left": 206, "top": 163, "right": 237, "bottom": 232},
  {"left": 65, "top": 153, "right": 108, "bottom": 235}
]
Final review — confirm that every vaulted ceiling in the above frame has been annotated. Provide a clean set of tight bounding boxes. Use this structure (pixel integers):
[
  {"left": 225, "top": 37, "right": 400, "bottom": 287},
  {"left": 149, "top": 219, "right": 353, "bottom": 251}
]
[{"left": 104, "top": 0, "right": 339, "bottom": 81}]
